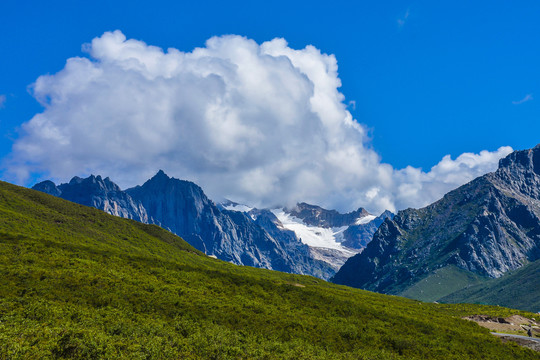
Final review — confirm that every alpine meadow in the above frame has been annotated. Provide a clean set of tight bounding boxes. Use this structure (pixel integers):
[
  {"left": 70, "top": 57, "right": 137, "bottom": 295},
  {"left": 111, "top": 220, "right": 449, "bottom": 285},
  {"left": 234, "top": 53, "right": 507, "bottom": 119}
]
[{"left": 0, "top": 181, "right": 538, "bottom": 359}]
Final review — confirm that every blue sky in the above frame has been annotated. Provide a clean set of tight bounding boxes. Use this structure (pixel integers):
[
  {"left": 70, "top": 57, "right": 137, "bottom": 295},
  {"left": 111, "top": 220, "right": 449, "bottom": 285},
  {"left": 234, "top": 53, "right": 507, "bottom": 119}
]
[{"left": 0, "top": 1, "right": 538, "bottom": 212}]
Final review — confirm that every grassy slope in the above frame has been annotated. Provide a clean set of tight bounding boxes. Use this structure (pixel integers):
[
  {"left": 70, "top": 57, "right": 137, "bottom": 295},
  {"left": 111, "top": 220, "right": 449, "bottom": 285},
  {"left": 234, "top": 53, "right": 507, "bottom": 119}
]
[
  {"left": 439, "top": 259, "right": 540, "bottom": 313},
  {"left": 0, "top": 181, "right": 538, "bottom": 359},
  {"left": 400, "top": 265, "right": 486, "bottom": 302}
]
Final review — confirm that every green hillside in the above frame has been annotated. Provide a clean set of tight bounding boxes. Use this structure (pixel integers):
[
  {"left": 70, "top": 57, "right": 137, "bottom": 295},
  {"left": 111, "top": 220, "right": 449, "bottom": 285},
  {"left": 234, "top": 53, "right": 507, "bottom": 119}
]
[
  {"left": 0, "top": 180, "right": 538, "bottom": 359},
  {"left": 440, "top": 260, "right": 540, "bottom": 313},
  {"left": 400, "top": 265, "right": 486, "bottom": 302}
]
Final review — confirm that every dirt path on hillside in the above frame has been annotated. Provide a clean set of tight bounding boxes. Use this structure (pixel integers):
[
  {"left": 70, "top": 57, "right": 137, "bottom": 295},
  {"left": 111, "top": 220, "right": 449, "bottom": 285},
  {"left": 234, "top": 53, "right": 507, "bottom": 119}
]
[{"left": 464, "top": 314, "right": 540, "bottom": 352}]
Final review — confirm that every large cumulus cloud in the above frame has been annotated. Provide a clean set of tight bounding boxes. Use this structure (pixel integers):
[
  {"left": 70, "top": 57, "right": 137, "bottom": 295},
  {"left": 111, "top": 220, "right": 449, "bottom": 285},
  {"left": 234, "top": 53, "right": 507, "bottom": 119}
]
[{"left": 4, "top": 31, "right": 512, "bottom": 213}]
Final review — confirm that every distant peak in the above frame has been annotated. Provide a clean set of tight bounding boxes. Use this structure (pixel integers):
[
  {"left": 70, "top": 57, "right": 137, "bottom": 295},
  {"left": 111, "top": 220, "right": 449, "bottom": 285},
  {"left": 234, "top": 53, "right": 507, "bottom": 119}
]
[
  {"left": 32, "top": 180, "right": 61, "bottom": 197},
  {"left": 294, "top": 202, "right": 323, "bottom": 211},
  {"left": 355, "top": 207, "right": 370, "bottom": 216},
  {"left": 154, "top": 170, "right": 169, "bottom": 178},
  {"left": 34, "top": 179, "right": 56, "bottom": 187},
  {"left": 145, "top": 170, "right": 172, "bottom": 185},
  {"left": 83, "top": 174, "right": 103, "bottom": 184},
  {"left": 85, "top": 174, "right": 102, "bottom": 184},
  {"left": 69, "top": 176, "right": 83, "bottom": 185},
  {"left": 59, "top": 174, "right": 121, "bottom": 192}
]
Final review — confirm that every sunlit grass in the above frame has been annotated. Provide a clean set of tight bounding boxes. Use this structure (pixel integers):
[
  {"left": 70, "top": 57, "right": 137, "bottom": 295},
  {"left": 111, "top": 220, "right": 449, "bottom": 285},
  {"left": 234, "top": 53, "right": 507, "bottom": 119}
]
[{"left": 0, "top": 181, "right": 537, "bottom": 359}]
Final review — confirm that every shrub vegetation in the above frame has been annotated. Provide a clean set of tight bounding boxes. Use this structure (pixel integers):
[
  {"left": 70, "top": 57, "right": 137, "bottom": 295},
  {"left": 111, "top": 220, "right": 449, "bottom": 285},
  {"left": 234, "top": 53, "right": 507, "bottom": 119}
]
[{"left": 0, "top": 181, "right": 538, "bottom": 359}]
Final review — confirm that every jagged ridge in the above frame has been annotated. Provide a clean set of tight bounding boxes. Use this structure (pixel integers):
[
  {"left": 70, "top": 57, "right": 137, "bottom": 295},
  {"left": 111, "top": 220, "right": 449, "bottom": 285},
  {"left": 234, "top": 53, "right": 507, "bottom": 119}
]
[{"left": 34, "top": 170, "right": 334, "bottom": 279}]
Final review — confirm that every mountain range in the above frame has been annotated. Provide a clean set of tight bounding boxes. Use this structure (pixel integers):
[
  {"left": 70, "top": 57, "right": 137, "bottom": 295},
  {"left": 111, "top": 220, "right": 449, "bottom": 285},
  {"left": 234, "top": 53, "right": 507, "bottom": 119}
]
[
  {"left": 33, "top": 170, "right": 390, "bottom": 279},
  {"left": 332, "top": 144, "right": 540, "bottom": 311},
  {"left": 31, "top": 144, "right": 540, "bottom": 311}
]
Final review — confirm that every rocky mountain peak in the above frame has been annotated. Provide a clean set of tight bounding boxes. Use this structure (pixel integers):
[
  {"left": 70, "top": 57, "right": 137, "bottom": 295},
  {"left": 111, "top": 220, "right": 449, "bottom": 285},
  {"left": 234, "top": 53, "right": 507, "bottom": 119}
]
[
  {"left": 497, "top": 144, "right": 540, "bottom": 175},
  {"left": 492, "top": 144, "right": 540, "bottom": 201},
  {"left": 32, "top": 180, "right": 61, "bottom": 197},
  {"left": 134, "top": 171, "right": 208, "bottom": 211},
  {"left": 63, "top": 174, "right": 121, "bottom": 193},
  {"left": 152, "top": 169, "right": 170, "bottom": 181},
  {"left": 33, "top": 174, "right": 149, "bottom": 223},
  {"left": 332, "top": 145, "right": 540, "bottom": 300},
  {"left": 69, "top": 176, "right": 83, "bottom": 185},
  {"left": 379, "top": 210, "right": 395, "bottom": 219}
]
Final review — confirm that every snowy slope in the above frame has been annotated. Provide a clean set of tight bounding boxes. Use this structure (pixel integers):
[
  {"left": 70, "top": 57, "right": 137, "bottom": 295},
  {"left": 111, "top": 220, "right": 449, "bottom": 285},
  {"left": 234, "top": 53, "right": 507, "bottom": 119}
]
[
  {"left": 355, "top": 215, "right": 376, "bottom": 225},
  {"left": 272, "top": 209, "right": 356, "bottom": 253},
  {"left": 218, "top": 200, "right": 390, "bottom": 270}
]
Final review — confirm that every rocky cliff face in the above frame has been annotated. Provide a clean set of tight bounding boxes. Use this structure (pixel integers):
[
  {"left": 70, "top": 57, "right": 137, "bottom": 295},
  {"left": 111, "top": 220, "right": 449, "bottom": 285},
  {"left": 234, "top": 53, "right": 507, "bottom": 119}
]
[
  {"left": 332, "top": 145, "right": 540, "bottom": 296},
  {"left": 288, "top": 202, "right": 371, "bottom": 228},
  {"left": 34, "top": 171, "right": 334, "bottom": 279},
  {"left": 125, "top": 171, "right": 334, "bottom": 277},
  {"left": 33, "top": 175, "right": 149, "bottom": 223}
]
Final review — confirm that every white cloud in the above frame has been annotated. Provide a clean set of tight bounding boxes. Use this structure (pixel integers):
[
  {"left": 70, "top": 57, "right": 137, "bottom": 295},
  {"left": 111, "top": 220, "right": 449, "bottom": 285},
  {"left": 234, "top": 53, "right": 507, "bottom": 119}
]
[
  {"left": 512, "top": 93, "right": 533, "bottom": 105},
  {"left": 397, "top": 9, "right": 410, "bottom": 27},
  {"left": 0, "top": 94, "right": 6, "bottom": 108},
  {"left": 3, "top": 31, "right": 512, "bottom": 214},
  {"left": 391, "top": 147, "right": 513, "bottom": 210}
]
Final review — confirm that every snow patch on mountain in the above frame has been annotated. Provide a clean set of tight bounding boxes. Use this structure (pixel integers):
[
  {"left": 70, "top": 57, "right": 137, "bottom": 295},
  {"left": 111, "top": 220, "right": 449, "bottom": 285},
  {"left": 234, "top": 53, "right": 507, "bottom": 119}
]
[
  {"left": 219, "top": 200, "right": 254, "bottom": 213},
  {"left": 355, "top": 214, "right": 376, "bottom": 225},
  {"left": 272, "top": 209, "right": 352, "bottom": 252},
  {"left": 223, "top": 204, "right": 253, "bottom": 213}
]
